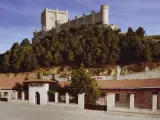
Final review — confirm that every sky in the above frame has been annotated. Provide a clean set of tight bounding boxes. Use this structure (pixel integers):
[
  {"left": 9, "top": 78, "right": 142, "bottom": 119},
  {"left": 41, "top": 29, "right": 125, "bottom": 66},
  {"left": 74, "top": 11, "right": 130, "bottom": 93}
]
[{"left": 0, "top": 0, "right": 160, "bottom": 53}]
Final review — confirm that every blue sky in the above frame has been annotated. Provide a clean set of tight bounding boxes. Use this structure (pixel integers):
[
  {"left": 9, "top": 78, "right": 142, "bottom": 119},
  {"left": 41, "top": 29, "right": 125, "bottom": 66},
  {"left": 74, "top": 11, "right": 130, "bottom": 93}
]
[{"left": 0, "top": 0, "right": 160, "bottom": 53}]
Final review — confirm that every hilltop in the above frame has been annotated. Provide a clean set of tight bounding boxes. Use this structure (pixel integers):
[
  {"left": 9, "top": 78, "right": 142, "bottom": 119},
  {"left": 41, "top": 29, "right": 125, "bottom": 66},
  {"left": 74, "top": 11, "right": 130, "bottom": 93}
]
[{"left": 0, "top": 25, "right": 159, "bottom": 73}]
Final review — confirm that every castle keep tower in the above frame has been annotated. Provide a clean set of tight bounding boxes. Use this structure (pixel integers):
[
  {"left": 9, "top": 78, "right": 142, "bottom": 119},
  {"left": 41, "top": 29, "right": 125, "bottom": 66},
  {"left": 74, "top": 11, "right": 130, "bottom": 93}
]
[
  {"left": 100, "top": 5, "right": 109, "bottom": 25},
  {"left": 41, "top": 8, "right": 68, "bottom": 30}
]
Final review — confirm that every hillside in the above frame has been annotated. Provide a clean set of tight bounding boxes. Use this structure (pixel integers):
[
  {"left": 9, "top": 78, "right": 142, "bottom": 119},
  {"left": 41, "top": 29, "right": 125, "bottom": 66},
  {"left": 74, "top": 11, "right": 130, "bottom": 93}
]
[
  {"left": 0, "top": 25, "right": 159, "bottom": 73},
  {"left": 145, "top": 35, "right": 160, "bottom": 41}
]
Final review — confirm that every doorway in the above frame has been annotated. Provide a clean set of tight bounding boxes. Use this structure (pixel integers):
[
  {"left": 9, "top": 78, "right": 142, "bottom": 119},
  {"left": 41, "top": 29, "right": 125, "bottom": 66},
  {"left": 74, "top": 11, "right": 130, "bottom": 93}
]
[{"left": 35, "top": 92, "right": 40, "bottom": 105}]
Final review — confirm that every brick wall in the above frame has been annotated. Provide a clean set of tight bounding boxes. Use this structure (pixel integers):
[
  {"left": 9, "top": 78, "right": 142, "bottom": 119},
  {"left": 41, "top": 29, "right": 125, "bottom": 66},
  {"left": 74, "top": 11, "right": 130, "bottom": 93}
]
[
  {"left": 115, "top": 94, "right": 129, "bottom": 108},
  {"left": 135, "top": 91, "right": 152, "bottom": 109}
]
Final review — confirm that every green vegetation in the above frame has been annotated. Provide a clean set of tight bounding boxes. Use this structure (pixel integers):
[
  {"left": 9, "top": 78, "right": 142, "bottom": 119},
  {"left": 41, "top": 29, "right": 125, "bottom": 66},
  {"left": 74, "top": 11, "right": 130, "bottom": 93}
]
[
  {"left": 12, "top": 82, "right": 28, "bottom": 92},
  {"left": 70, "top": 63, "right": 100, "bottom": 104},
  {"left": 0, "top": 25, "right": 159, "bottom": 73}
]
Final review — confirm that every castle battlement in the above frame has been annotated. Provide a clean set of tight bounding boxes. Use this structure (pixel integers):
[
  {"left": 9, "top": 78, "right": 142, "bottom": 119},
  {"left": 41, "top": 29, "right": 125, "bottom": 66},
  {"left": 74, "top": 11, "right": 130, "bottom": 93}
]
[
  {"left": 61, "top": 22, "right": 69, "bottom": 25},
  {"left": 42, "top": 8, "right": 68, "bottom": 14},
  {"left": 70, "top": 19, "right": 76, "bottom": 22},
  {"left": 33, "top": 4, "right": 118, "bottom": 44},
  {"left": 101, "top": 4, "right": 109, "bottom": 9}
]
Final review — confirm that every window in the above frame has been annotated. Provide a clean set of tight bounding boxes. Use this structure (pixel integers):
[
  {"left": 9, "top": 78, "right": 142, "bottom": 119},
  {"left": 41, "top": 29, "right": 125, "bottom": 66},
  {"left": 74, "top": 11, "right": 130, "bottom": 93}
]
[{"left": 115, "top": 94, "right": 120, "bottom": 102}]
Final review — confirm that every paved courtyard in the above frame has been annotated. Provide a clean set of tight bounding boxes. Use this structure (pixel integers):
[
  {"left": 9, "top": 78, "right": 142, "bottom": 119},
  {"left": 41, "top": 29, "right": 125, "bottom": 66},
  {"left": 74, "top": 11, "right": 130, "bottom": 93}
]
[{"left": 0, "top": 102, "right": 160, "bottom": 120}]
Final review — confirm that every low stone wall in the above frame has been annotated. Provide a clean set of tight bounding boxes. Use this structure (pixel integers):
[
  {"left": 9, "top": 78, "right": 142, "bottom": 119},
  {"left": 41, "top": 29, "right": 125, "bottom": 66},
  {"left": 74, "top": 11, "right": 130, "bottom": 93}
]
[
  {"left": 47, "top": 102, "right": 78, "bottom": 108},
  {"left": 34, "top": 69, "right": 160, "bottom": 81},
  {"left": 41, "top": 75, "right": 68, "bottom": 82},
  {"left": 119, "top": 70, "right": 160, "bottom": 80},
  {"left": 94, "top": 70, "right": 160, "bottom": 80},
  {"left": 111, "top": 107, "right": 160, "bottom": 115}
]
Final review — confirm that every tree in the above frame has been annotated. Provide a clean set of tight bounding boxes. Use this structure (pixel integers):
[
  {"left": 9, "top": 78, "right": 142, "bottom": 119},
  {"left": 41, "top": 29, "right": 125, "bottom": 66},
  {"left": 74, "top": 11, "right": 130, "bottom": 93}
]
[
  {"left": 11, "top": 42, "right": 19, "bottom": 51},
  {"left": 127, "top": 27, "right": 134, "bottom": 34},
  {"left": 41, "top": 51, "right": 53, "bottom": 67},
  {"left": 101, "top": 53, "right": 107, "bottom": 65},
  {"left": 1, "top": 54, "right": 10, "bottom": 72},
  {"left": 136, "top": 27, "right": 145, "bottom": 37},
  {"left": 20, "top": 38, "right": 30, "bottom": 46},
  {"left": 20, "top": 55, "right": 39, "bottom": 72},
  {"left": 142, "top": 44, "right": 152, "bottom": 61},
  {"left": 12, "top": 82, "right": 23, "bottom": 92},
  {"left": 152, "top": 42, "right": 160, "bottom": 60},
  {"left": 68, "top": 49, "right": 74, "bottom": 62},
  {"left": 126, "top": 27, "right": 135, "bottom": 40},
  {"left": 70, "top": 63, "right": 100, "bottom": 104},
  {"left": 85, "top": 53, "right": 92, "bottom": 66},
  {"left": 0, "top": 25, "right": 159, "bottom": 73},
  {"left": 53, "top": 51, "right": 63, "bottom": 64},
  {"left": 12, "top": 82, "right": 28, "bottom": 92},
  {"left": 42, "top": 38, "right": 50, "bottom": 48}
]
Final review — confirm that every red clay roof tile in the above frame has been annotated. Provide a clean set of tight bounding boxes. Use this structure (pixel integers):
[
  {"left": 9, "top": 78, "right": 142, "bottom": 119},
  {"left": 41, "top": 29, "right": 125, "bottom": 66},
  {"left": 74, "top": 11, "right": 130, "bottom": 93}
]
[
  {"left": 97, "top": 78, "right": 160, "bottom": 89},
  {"left": 0, "top": 76, "right": 25, "bottom": 89}
]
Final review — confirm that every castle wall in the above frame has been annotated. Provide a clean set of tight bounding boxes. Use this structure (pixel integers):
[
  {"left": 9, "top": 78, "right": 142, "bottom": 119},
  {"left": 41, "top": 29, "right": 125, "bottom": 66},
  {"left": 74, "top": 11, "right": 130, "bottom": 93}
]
[
  {"left": 69, "top": 19, "right": 76, "bottom": 28},
  {"left": 76, "top": 17, "right": 83, "bottom": 27},
  {"left": 85, "top": 14, "right": 92, "bottom": 25},
  {"left": 60, "top": 22, "right": 69, "bottom": 31},
  {"left": 32, "top": 28, "right": 56, "bottom": 44},
  {"left": 94, "top": 13, "right": 101, "bottom": 24},
  {"left": 59, "top": 11, "right": 103, "bottom": 32},
  {"left": 33, "top": 5, "right": 112, "bottom": 43},
  {"left": 58, "top": 5, "right": 109, "bottom": 32}
]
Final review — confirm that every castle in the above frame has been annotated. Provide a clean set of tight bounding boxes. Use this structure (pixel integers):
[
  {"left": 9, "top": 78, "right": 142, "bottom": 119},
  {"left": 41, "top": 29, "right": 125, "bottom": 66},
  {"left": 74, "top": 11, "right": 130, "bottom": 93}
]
[{"left": 32, "top": 5, "right": 118, "bottom": 43}]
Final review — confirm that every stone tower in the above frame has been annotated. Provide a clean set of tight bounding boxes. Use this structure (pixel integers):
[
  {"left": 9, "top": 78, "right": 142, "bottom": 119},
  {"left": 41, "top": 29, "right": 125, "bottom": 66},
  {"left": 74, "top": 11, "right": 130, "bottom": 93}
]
[
  {"left": 100, "top": 5, "right": 109, "bottom": 25},
  {"left": 41, "top": 8, "right": 68, "bottom": 30}
]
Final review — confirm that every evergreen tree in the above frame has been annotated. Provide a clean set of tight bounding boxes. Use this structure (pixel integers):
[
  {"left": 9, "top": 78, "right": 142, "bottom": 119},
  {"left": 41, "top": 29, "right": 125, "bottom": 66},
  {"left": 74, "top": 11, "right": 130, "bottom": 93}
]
[
  {"left": 136, "top": 27, "right": 145, "bottom": 37},
  {"left": 0, "top": 25, "right": 159, "bottom": 73},
  {"left": 68, "top": 49, "right": 74, "bottom": 62},
  {"left": 20, "top": 38, "right": 30, "bottom": 46},
  {"left": 53, "top": 51, "right": 62, "bottom": 64},
  {"left": 11, "top": 42, "right": 19, "bottom": 51},
  {"left": 12, "top": 82, "right": 23, "bottom": 92},
  {"left": 101, "top": 53, "right": 107, "bottom": 65},
  {"left": 70, "top": 64, "right": 100, "bottom": 104},
  {"left": 126, "top": 27, "right": 135, "bottom": 40},
  {"left": 86, "top": 53, "right": 92, "bottom": 66},
  {"left": 142, "top": 43, "right": 152, "bottom": 61}
]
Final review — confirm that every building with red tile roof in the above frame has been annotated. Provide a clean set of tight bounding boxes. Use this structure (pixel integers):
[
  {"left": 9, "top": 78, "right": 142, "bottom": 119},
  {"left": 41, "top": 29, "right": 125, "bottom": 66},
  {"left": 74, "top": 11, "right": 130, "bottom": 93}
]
[
  {"left": 0, "top": 76, "right": 25, "bottom": 90},
  {"left": 0, "top": 74, "right": 160, "bottom": 114}
]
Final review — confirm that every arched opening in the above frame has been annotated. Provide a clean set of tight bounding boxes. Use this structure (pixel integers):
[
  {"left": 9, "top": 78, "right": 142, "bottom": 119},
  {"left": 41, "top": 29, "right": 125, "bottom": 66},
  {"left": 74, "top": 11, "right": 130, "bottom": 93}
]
[{"left": 35, "top": 92, "right": 40, "bottom": 105}]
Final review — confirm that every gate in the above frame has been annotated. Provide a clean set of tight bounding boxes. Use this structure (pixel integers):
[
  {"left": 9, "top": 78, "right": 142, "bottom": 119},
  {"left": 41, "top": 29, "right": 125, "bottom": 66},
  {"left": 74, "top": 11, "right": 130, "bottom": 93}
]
[{"left": 84, "top": 93, "right": 107, "bottom": 111}]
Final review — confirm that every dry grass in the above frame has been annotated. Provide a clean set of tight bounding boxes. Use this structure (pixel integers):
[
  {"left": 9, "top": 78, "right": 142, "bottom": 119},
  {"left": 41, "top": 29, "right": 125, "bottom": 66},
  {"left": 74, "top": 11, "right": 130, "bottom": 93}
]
[{"left": 0, "top": 62, "right": 159, "bottom": 77}]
